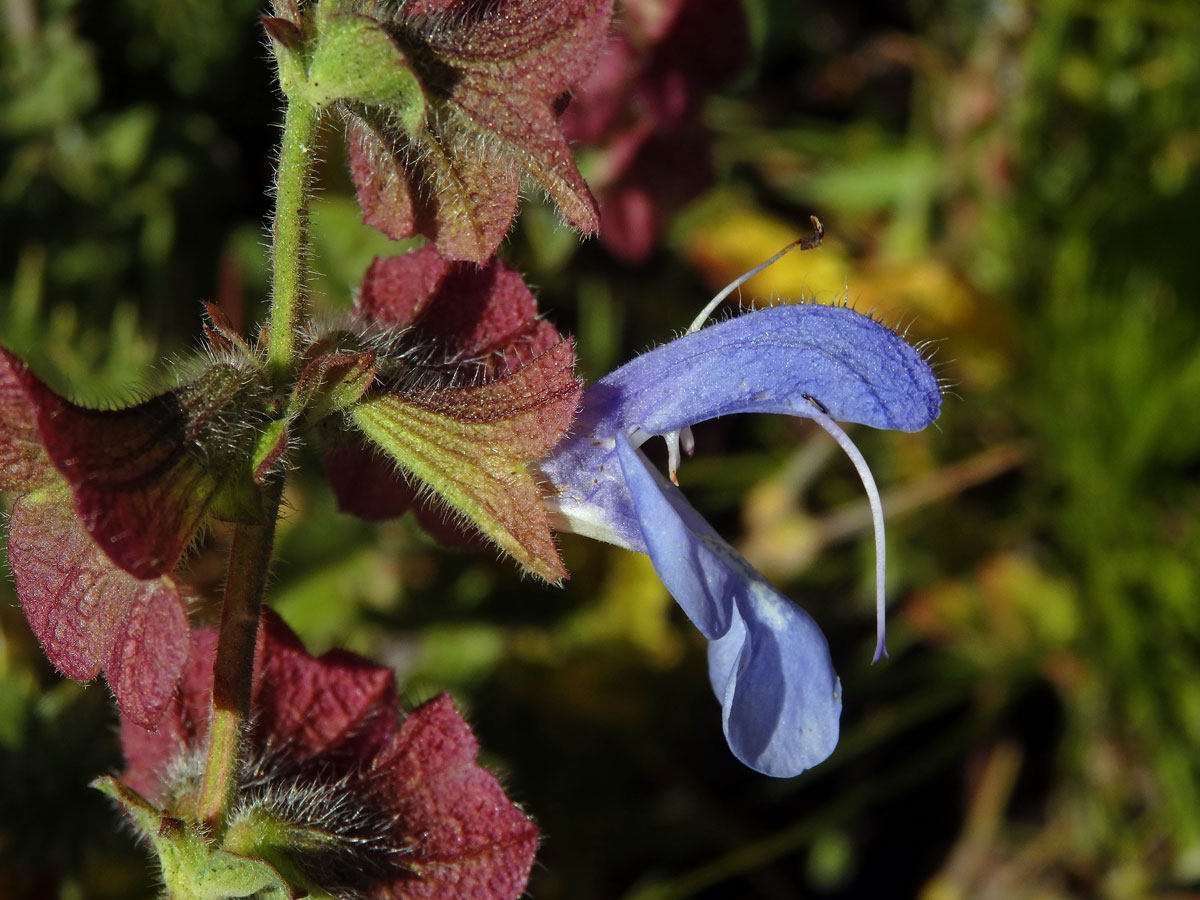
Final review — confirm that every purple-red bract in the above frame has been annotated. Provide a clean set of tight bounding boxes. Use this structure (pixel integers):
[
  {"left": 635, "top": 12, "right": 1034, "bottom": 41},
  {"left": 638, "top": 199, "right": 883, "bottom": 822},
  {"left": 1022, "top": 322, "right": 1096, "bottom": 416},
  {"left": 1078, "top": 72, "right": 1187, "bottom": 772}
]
[
  {"left": 121, "top": 610, "right": 540, "bottom": 900},
  {"left": 344, "top": 0, "right": 613, "bottom": 261},
  {"left": 321, "top": 245, "right": 581, "bottom": 579},
  {"left": 561, "top": 0, "right": 749, "bottom": 261}
]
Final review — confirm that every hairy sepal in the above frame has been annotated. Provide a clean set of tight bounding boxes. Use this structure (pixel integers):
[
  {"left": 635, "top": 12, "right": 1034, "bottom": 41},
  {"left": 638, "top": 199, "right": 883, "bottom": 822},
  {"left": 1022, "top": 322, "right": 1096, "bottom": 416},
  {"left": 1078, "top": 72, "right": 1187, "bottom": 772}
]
[
  {"left": 350, "top": 341, "right": 581, "bottom": 581},
  {"left": 377, "top": 694, "right": 541, "bottom": 899},
  {"left": 347, "top": 111, "right": 522, "bottom": 264},
  {"left": 338, "top": 0, "right": 612, "bottom": 261},
  {"left": 323, "top": 247, "right": 576, "bottom": 552},
  {"left": 93, "top": 778, "right": 297, "bottom": 900},
  {"left": 358, "top": 247, "right": 561, "bottom": 370},
  {"left": 8, "top": 487, "right": 190, "bottom": 729}
]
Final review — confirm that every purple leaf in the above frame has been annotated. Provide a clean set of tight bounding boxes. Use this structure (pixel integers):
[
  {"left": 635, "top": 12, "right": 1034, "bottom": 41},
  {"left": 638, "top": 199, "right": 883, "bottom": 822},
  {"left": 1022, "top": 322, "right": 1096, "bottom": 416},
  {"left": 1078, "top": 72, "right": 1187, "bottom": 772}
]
[
  {"left": 561, "top": 0, "right": 749, "bottom": 260},
  {"left": 121, "top": 611, "right": 539, "bottom": 900},
  {"left": 10, "top": 357, "right": 261, "bottom": 578},
  {"left": 340, "top": 0, "right": 613, "bottom": 261},
  {"left": 324, "top": 248, "right": 581, "bottom": 578},
  {"left": 9, "top": 489, "right": 189, "bottom": 729}
]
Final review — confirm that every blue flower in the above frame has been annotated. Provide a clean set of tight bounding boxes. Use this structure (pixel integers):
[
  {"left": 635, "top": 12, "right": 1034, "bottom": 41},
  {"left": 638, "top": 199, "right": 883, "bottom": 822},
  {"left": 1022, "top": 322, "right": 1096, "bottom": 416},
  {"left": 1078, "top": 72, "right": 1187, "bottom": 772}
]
[{"left": 538, "top": 302, "right": 941, "bottom": 776}]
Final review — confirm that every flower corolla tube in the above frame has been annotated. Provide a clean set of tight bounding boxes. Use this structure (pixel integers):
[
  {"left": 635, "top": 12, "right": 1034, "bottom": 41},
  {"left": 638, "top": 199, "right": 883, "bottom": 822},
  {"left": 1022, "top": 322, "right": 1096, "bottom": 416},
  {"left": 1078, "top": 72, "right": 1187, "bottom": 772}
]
[{"left": 538, "top": 294, "right": 941, "bottom": 777}]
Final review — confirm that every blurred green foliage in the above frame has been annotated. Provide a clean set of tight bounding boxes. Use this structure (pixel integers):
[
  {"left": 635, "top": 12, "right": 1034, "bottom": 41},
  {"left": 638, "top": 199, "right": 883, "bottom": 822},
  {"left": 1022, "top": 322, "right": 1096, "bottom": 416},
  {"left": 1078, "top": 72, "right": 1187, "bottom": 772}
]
[{"left": 3, "top": 0, "right": 1200, "bottom": 897}]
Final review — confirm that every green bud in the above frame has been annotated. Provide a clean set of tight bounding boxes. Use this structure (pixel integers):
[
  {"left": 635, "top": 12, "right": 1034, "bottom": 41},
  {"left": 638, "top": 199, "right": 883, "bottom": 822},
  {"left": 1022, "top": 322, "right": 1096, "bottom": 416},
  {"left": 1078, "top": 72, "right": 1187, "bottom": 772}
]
[
  {"left": 307, "top": 14, "right": 425, "bottom": 127},
  {"left": 207, "top": 419, "right": 289, "bottom": 524},
  {"left": 251, "top": 419, "right": 291, "bottom": 483},
  {"left": 290, "top": 350, "right": 376, "bottom": 425},
  {"left": 266, "top": 17, "right": 310, "bottom": 101}
]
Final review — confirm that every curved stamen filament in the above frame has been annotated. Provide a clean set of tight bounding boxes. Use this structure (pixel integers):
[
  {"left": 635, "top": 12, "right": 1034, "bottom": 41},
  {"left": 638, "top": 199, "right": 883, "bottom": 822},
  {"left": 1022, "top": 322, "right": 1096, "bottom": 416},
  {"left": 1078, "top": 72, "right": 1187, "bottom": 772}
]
[{"left": 805, "top": 405, "right": 890, "bottom": 663}]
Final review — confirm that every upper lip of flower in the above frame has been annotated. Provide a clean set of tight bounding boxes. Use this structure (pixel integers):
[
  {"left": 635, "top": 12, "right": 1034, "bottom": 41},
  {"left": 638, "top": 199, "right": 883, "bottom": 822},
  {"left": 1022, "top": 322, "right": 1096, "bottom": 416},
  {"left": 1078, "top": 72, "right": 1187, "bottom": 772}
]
[
  {"left": 539, "top": 301, "right": 940, "bottom": 550},
  {"left": 535, "top": 300, "right": 941, "bottom": 777}
]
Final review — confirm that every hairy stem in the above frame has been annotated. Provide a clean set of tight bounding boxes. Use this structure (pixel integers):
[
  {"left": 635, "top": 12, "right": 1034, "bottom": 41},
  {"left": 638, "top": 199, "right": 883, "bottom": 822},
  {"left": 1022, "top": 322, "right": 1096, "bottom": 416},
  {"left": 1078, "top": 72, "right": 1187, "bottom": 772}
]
[
  {"left": 197, "top": 481, "right": 282, "bottom": 836},
  {"left": 195, "top": 63, "right": 320, "bottom": 838},
  {"left": 266, "top": 96, "right": 319, "bottom": 382},
  {"left": 196, "top": 90, "right": 319, "bottom": 834}
]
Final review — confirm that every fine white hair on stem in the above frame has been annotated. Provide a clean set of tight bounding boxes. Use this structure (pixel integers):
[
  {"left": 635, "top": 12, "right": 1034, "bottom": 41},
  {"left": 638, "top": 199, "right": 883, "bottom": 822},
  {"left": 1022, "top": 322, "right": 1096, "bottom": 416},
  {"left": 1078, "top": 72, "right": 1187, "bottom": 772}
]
[{"left": 804, "top": 401, "right": 890, "bottom": 664}]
